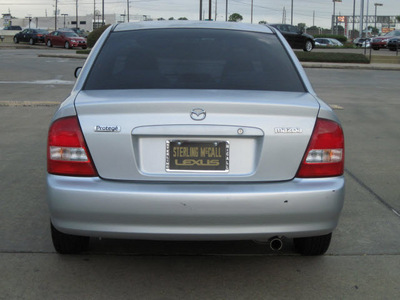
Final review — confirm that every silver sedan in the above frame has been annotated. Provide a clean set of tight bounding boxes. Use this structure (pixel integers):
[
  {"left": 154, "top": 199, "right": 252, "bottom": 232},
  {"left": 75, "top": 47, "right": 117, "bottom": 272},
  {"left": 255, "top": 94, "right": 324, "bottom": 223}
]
[{"left": 47, "top": 21, "right": 345, "bottom": 255}]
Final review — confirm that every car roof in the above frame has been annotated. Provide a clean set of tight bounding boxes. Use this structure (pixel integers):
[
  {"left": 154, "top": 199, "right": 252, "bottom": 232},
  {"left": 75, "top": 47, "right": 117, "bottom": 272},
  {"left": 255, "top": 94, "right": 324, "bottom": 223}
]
[{"left": 113, "top": 21, "right": 274, "bottom": 34}]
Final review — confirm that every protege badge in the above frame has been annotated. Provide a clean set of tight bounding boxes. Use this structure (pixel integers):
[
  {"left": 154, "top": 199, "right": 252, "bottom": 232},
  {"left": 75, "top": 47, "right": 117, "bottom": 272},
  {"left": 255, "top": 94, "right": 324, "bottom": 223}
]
[
  {"left": 94, "top": 125, "right": 121, "bottom": 132},
  {"left": 274, "top": 127, "right": 303, "bottom": 134}
]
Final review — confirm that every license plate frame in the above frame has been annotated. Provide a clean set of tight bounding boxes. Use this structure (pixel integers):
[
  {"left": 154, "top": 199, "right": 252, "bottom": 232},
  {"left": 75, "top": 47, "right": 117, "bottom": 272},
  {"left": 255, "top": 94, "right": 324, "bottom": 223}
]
[{"left": 166, "top": 140, "right": 229, "bottom": 172}]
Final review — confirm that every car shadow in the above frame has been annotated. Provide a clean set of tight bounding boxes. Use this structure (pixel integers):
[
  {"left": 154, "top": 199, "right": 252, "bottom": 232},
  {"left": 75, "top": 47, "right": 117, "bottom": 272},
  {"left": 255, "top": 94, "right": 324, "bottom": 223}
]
[{"left": 86, "top": 238, "right": 297, "bottom": 256}]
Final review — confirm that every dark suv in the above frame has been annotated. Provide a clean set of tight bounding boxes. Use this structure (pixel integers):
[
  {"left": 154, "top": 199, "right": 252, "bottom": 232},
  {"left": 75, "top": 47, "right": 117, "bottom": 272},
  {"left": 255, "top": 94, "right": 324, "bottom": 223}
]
[{"left": 269, "top": 24, "right": 315, "bottom": 52}]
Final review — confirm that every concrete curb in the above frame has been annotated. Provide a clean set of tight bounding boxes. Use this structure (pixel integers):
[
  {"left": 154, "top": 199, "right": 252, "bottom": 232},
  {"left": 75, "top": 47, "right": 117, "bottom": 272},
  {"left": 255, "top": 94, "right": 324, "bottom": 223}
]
[
  {"left": 302, "top": 62, "right": 400, "bottom": 71},
  {"left": 38, "top": 53, "right": 88, "bottom": 59}
]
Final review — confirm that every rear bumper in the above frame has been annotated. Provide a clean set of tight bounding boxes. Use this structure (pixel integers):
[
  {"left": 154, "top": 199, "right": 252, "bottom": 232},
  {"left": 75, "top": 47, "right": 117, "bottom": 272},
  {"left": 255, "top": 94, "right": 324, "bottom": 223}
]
[{"left": 47, "top": 175, "right": 345, "bottom": 240}]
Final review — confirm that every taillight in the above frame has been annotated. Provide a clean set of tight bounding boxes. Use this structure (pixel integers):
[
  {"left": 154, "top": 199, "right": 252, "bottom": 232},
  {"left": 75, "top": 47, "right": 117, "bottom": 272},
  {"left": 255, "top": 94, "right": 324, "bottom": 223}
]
[
  {"left": 297, "top": 118, "right": 344, "bottom": 178},
  {"left": 47, "top": 116, "right": 98, "bottom": 176}
]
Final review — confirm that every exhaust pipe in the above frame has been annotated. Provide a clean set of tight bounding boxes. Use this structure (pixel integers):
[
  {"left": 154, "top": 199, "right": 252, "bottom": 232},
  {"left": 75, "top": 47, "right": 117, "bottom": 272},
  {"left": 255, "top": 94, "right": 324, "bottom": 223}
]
[{"left": 269, "top": 237, "right": 283, "bottom": 251}]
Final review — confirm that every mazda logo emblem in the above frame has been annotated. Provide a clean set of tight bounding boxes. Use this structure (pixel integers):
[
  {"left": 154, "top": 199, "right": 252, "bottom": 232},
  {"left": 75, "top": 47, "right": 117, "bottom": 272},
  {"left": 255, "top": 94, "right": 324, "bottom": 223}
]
[{"left": 190, "top": 108, "right": 206, "bottom": 121}]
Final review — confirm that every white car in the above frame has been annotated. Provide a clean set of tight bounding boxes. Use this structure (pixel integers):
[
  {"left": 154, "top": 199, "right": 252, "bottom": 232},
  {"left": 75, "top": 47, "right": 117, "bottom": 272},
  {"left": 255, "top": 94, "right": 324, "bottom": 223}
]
[{"left": 315, "top": 38, "right": 343, "bottom": 47}]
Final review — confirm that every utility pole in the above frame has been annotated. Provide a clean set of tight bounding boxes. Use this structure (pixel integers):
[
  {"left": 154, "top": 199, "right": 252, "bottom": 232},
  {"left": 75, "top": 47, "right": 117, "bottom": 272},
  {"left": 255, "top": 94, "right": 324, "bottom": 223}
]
[
  {"left": 251, "top": 0, "right": 253, "bottom": 24},
  {"left": 55, "top": 0, "right": 58, "bottom": 30},
  {"left": 352, "top": 0, "right": 356, "bottom": 39},
  {"left": 366, "top": 0, "right": 369, "bottom": 36},
  {"left": 76, "top": 0, "right": 78, "bottom": 29},
  {"left": 200, "top": 0, "right": 203, "bottom": 20},
  {"left": 225, "top": 0, "right": 228, "bottom": 21},
  {"left": 313, "top": 10, "right": 315, "bottom": 27},
  {"left": 215, "top": 0, "right": 217, "bottom": 21},
  {"left": 291, "top": 0, "right": 293, "bottom": 25},
  {"left": 127, "top": 0, "right": 130, "bottom": 22},
  {"left": 332, "top": 0, "right": 336, "bottom": 34},
  {"left": 208, "top": 0, "right": 212, "bottom": 20},
  {"left": 102, "top": 0, "right": 104, "bottom": 26},
  {"left": 61, "top": 13, "right": 68, "bottom": 28},
  {"left": 374, "top": 3, "right": 383, "bottom": 29},
  {"left": 282, "top": 6, "right": 286, "bottom": 24},
  {"left": 360, "top": 0, "right": 364, "bottom": 37}
]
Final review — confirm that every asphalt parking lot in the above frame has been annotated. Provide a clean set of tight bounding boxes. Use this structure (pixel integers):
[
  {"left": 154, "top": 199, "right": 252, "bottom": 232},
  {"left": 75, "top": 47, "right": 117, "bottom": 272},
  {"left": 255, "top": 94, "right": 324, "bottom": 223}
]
[{"left": 0, "top": 49, "right": 399, "bottom": 299}]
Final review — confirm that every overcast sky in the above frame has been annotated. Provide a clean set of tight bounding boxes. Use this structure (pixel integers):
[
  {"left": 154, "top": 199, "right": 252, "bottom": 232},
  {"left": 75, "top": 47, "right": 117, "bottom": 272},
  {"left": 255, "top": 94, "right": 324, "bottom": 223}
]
[{"left": 1, "top": 0, "right": 399, "bottom": 28}]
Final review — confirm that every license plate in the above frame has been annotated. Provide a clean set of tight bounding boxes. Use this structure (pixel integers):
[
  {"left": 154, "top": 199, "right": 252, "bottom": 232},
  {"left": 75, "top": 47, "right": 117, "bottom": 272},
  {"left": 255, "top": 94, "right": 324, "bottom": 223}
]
[{"left": 166, "top": 141, "right": 229, "bottom": 172}]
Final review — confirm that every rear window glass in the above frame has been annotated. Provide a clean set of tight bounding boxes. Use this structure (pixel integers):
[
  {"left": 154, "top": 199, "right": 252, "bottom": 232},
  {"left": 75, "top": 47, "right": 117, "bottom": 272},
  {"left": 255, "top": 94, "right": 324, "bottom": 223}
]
[{"left": 84, "top": 28, "right": 305, "bottom": 92}]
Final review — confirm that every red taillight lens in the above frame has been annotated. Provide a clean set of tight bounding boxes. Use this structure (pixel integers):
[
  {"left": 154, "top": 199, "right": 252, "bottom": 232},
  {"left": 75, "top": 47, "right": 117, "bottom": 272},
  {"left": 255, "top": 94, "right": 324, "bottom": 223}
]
[
  {"left": 47, "top": 116, "right": 98, "bottom": 176},
  {"left": 297, "top": 118, "right": 344, "bottom": 178}
]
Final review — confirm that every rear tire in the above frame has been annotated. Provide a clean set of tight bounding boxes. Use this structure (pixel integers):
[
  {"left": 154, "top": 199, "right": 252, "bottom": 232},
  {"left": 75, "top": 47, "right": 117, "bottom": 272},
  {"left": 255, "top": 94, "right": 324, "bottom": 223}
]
[
  {"left": 51, "top": 223, "right": 89, "bottom": 254},
  {"left": 372, "top": 47, "right": 380, "bottom": 50},
  {"left": 303, "top": 40, "right": 313, "bottom": 52},
  {"left": 13, "top": 37, "right": 19, "bottom": 44},
  {"left": 47, "top": 39, "right": 52, "bottom": 47},
  {"left": 65, "top": 41, "right": 71, "bottom": 49},
  {"left": 29, "top": 38, "right": 34, "bottom": 45},
  {"left": 294, "top": 233, "right": 332, "bottom": 256}
]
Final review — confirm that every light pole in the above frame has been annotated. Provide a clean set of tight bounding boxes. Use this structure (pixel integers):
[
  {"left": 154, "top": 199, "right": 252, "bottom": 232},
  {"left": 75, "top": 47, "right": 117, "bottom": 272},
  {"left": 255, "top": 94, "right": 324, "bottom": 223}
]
[
  {"left": 208, "top": 0, "right": 212, "bottom": 20},
  {"left": 225, "top": 0, "right": 228, "bottom": 22},
  {"left": 75, "top": 0, "right": 78, "bottom": 29},
  {"left": 199, "top": 0, "right": 202, "bottom": 20},
  {"left": 360, "top": 0, "right": 364, "bottom": 37},
  {"left": 291, "top": 0, "right": 293, "bottom": 25},
  {"left": 127, "top": 0, "right": 130, "bottom": 22},
  {"left": 332, "top": 0, "right": 341, "bottom": 35},
  {"left": 61, "top": 13, "right": 68, "bottom": 28},
  {"left": 365, "top": 0, "right": 369, "bottom": 36},
  {"left": 352, "top": 0, "right": 356, "bottom": 39},
  {"left": 374, "top": 3, "right": 383, "bottom": 29},
  {"left": 102, "top": 0, "right": 104, "bottom": 26},
  {"left": 251, "top": 0, "right": 253, "bottom": 24},
  {"left": 26, "top": 16, "right": 32, "bottom": 29},
  {"left": 55, "top": 0, "right": 58, "bottom": 30}
]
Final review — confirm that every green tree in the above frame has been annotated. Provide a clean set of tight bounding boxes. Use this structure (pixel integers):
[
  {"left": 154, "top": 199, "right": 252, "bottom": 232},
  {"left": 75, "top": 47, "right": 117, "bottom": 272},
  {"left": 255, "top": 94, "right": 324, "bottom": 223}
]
[
  {"left": 308, "top": 26, "right": 320, "bottom": 31},
  {"left": 168, "top": 17, "right": 175, "bottom": 20},
  {"left": 228, "top": 13, "right": 243, "bottom": 22},
  {"left": 157, "top": 18, "right": 165, "bottom": 21},
  {"left": 396, "top": 16, "right": 400, "bottom": 22},
  {"left": 87, "top": 24, "right": 111, "bottom": 48},
  {"left": 258, "top": 20, "right": 267, "bottom": 24},
  {"left": 297, "top": 23, "right": 306, "bottom": 31},
  {"left": 178, "top": 17, "right": 188, "bottom": 20}
]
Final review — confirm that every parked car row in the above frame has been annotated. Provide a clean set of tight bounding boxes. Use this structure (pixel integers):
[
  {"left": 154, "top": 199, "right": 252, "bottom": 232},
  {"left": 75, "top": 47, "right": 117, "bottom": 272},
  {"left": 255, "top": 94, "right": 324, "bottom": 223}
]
[
  {"left": 45, "top": 30, "right": 87, "bottom": 49},
  {"left": 371, "top": 30, "right": 400, "bottom": 51},
  {"left": 12, "top": 28, "right": 87, "bottom": 49},
  {"left": 353, "top": 37, "right": 371, "bottom": 48}
]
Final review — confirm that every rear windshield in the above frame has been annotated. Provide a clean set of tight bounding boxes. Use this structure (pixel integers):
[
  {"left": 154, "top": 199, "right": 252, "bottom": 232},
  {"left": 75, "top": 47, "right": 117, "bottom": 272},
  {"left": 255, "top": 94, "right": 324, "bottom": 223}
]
[{"left": 84, "top": 28, "right": 305, "bottom": 92}]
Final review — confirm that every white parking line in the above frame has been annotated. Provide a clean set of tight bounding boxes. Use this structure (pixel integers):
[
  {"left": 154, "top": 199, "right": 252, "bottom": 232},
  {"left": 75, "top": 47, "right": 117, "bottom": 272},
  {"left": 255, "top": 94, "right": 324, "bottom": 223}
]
[
  {"left": 0, "top": 79, "right": 74, "bottom": 85},
  {"left": 0, "top": 101, "right": 60, "bottom": 106}
]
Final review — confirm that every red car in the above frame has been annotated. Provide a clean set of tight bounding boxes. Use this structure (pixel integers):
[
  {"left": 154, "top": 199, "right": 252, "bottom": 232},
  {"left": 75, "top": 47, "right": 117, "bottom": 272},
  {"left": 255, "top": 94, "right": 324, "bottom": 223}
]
[
  {"left": 45, "top": 30, "right": 87, "bottom": 49},
  {"left": 371, "top": 30, "right": 400, "bottom": 50}
]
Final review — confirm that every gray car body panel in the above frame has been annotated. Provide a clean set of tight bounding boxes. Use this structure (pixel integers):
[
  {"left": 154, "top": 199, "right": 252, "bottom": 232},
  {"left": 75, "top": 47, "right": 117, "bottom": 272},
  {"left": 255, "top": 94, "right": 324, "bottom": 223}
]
[
  {"left": 48, "top": 175, "right": 345, "bottom": 240},
  {"left": 75, "top": 89, "right": 320, "bottom": 181},
  {"left": 48, "top": 21, "right": 344, "bottom": 241}
]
